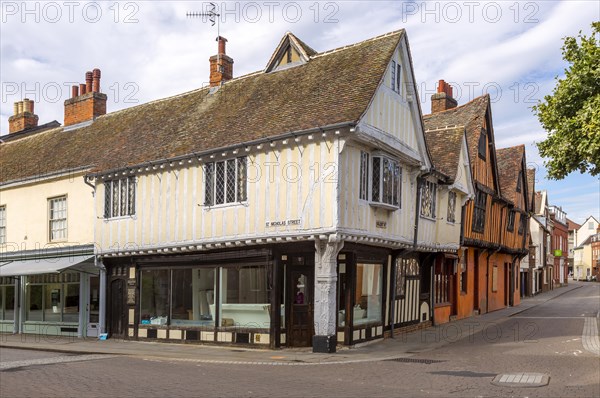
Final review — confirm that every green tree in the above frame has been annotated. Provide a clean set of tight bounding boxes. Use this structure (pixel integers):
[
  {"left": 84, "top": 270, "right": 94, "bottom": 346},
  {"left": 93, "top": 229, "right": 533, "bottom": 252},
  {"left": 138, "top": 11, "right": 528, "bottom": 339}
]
[{"left": 533, "top": 22, "right": 600, "bottom": 179}]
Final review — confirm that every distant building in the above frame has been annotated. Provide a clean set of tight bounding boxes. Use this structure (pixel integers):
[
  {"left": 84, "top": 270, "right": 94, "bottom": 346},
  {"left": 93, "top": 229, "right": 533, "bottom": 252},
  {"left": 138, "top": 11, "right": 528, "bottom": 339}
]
[
  {"left": 549, "top": 205, "right": 568, "bottom": 286},
  {"left": 567, "top": 218, "right": 582, "bottom": 275}
]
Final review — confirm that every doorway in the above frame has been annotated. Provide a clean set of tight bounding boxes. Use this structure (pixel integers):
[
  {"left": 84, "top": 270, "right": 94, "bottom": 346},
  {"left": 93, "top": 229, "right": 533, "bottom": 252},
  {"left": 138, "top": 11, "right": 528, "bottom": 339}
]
[
  {"left": 286, "top": 267, "right": 313, "bottom": 347},
  {"left": 109, "top": 278, "right": 126, "bottom": 338}
]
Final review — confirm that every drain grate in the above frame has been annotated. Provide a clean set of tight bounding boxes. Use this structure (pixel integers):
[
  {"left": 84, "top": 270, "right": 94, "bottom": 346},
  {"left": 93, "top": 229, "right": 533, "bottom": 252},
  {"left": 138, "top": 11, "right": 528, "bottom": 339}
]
[
  {"left": 491, "top": 373, "right": 549, "bottom": 388},
  {"left": 385, "top": 357, "right": 445, "bottom": 364}
]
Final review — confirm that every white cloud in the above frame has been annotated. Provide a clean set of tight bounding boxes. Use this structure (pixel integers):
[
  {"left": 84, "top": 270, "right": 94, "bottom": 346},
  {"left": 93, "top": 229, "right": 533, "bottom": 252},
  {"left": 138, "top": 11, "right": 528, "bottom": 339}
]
[{"left": 1, "top": 0, "right": 597, "bottom": 220}]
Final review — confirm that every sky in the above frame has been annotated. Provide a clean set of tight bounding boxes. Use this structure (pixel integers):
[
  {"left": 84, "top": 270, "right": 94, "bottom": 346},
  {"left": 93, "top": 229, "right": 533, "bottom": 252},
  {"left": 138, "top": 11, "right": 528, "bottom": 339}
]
[{"left": 1, "top": 0, "right": 599, "bottom": 224}]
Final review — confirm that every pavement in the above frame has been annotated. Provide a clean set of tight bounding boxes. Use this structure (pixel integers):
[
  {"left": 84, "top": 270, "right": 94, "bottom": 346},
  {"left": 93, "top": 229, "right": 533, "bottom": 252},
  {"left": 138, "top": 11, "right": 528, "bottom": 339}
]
[{"left": 0, "top": 282, "right": 584, "bottom": 366}]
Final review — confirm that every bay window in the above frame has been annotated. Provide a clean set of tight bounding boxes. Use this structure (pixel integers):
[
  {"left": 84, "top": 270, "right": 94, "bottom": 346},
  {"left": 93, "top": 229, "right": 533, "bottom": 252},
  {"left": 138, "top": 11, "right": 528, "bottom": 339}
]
[{"left": 371, "top": 154, "right": 401, "bottom": 209}]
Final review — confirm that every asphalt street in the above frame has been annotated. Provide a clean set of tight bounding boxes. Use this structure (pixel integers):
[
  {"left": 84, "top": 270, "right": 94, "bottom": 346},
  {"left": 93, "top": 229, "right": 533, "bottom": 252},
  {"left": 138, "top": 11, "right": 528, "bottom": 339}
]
[{"left": 0, "top": 282, "right": 598, "bottom": 398}]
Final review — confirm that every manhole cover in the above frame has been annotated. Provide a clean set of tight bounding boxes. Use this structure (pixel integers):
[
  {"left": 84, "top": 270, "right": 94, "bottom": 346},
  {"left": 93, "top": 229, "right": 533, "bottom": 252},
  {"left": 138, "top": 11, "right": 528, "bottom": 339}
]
[
  {"left": 491, "top": 373, "right": 549, "bottom": 387},
  {"left": 385, "top": 358, "right": 445, "bottom": 364}
]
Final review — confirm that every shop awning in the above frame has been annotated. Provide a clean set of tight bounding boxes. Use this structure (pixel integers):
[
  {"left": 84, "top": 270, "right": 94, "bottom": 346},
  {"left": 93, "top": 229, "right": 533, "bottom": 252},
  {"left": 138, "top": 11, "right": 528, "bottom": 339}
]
[{"left": 0, "top": 255, "right": 95, "bottom": 277}]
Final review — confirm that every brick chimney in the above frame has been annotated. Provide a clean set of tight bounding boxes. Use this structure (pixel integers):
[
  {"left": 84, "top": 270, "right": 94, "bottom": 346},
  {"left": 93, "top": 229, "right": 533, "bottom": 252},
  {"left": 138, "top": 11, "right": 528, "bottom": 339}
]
[
  {"left": 209, "top": 36, "right": 234, "bottom": 87},
  {"left": 64, "top": 68, "right": 107, "bottom": 127},
  {"left": 8, "top": 98, "right": 39, "bottom": 133},
  {"left": 431, "top": 79, "right": 458, "bottom": 113}
]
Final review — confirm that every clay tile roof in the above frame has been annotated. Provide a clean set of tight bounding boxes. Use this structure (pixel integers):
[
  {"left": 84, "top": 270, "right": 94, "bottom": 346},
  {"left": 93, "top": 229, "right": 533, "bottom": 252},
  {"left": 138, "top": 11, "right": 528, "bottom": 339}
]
[
  {"left": 567, "top": 218, "right": 581, "bottom": 230},
  {"left": 0, "top": 30, "right": 403, "bottom": 184},
  {"left": 423, "top": 126, "right": 465, "bottom": 182},
  {"left": 496, "top": 145, "right": 525, "bottom": 204},
  {"left": 423, "top": 95, "right": 490, "bottom": 163}
]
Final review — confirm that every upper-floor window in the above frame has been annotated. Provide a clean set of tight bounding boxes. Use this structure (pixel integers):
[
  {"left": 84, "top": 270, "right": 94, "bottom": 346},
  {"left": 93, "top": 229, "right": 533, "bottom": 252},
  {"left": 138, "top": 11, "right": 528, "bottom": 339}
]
[
  {"left": 507, "top": 210, "right": 515, "bottom": 232},
  {"left": 589, "top": 221, "right": 595, "bottom": 230},
  {"left": 48, "top": 196, "right": 67, "bottom": 241},
  {"left": 420, "top": 180, "right": 437, "bottom": 219},
  {"left": 371, "top": 155, "right": 401, "bottom": 208},
  {"left": 104, "top": 177, "right": 136, "bottom": 219},
  {"left": 359, "top": 151, "right": 369, "bottom": 201},
  {"left": 0, "top": 206, "right": 6, "bottom": 244},
  {"left": 478, "top": 130, "right": 487, "bottom": 160},
  {"left": 390, "top": 61, "right": 402, "bottom": 93},
  {"left": 447, "top": 191, "right": 456, "bottom": 223},
  {"left": 472, "top": 189, "right": 487, "bottom": 233},
  {"left": 205, "top": 156, "right": 247, "bottom": 206},
  {"left": 518, "top": 213, "right": 526, "bottom": 235}
]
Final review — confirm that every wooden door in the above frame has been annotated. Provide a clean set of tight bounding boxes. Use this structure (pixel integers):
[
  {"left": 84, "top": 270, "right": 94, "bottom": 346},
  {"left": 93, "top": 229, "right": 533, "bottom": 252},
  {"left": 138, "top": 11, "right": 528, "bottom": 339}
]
[
  {"left": 109, "top": 279, "right": 126, "bottom": 338},
  {"left": 287, "top": 268, "right": 313, "bottom": 347}
]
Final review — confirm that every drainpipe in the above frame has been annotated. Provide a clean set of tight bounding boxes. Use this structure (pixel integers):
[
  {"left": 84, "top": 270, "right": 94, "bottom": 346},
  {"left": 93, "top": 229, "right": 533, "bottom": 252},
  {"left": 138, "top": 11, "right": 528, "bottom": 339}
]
[{"left": 98, "top": 257, "right": 107, "bottom": 335}]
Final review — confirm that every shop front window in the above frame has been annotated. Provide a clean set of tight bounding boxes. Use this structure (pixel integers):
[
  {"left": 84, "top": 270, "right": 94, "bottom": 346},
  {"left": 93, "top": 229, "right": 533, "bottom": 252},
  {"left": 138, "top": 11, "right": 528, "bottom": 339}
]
[
  {"left": 140, "top": 269, "right": 169, "bottom": 325},
  {"left": 170, "top": 268, "right": 215, "bottom": 327},
  {"left": 26, "top": 273, "right": 79, "bottom": 322},
  {"left": 44, "top": 284, "right": 62, "bottom": 322},
  {"left": 0, "top": 283, "right": 15, "bottom": 321},
  {"left": 220, "top": 266, "right": 269, "bottom": 329},
  {"left": 354, "top": 263, "right": 382, "bottom": 325}
]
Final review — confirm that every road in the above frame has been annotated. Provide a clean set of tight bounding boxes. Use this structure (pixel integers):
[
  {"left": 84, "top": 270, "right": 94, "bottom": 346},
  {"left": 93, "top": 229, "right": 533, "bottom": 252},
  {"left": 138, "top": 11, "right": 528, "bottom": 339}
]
[{"left": 1, "top": 282, "right": 598, "bottom": 397}]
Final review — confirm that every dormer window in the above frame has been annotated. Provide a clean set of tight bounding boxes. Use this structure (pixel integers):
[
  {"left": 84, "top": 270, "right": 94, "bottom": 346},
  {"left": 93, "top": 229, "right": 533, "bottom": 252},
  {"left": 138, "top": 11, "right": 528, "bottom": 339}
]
[
  {"left": 478, "top": 130, "right": 487, "bottom": 160},
  {"left": 391, "top": 61, "right": 402, "bottom": 93}
]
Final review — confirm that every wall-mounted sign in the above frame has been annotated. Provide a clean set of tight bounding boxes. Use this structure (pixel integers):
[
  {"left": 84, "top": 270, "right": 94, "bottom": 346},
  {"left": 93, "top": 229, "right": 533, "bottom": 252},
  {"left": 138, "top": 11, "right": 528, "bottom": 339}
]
[
  {"left": 553, "top": 249, "right": 563, "bottom": 257},
  {"left": 266, "top": 219, "right": 301, "bottom": 227},
  {"left": 376, "top": 221, "right": 387, "bottom": 229}
]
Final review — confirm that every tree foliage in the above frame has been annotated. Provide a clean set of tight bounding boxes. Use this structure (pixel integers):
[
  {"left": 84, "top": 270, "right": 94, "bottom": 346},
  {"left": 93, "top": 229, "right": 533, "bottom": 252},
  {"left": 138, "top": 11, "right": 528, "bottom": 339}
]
[{"left": 533, "top": 22, "right": 600, "bottom": 179}]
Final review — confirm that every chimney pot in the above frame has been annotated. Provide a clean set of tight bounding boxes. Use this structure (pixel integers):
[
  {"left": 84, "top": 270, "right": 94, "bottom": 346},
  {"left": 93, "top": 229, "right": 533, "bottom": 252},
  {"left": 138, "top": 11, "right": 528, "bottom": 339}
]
[
  {"left": 64, "top": 68, "right": 107, "bottom": 126},
  {"left": 92, "top": 68, "right": 101, "bottom": 92},
  {"left": 431, "top": 78, "right": 458, "bottom": 113},
  {"left": 209, "top": 36, "right": 233, "bottom": 87},
  {"left": 8, "top": 99, "right": 38, "bottom": 133},
  {"left": 217, "top": 36, "right": 227, "bottom": 55},
  {"left": 85, "top": 71, "right": 93, "bottom": 93},
  {"left": 72, "top": 85, "right": 79, "bottom": 98}
]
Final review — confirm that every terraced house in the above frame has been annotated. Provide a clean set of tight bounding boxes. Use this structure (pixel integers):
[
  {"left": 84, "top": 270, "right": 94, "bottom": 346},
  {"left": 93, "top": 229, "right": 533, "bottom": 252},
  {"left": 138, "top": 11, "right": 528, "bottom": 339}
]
[
  {"left": 0, "top": 92, "right": 103, "bottom": 338},
  {"left": 423, "top": 84, "right": 530, "bottom": 319}
]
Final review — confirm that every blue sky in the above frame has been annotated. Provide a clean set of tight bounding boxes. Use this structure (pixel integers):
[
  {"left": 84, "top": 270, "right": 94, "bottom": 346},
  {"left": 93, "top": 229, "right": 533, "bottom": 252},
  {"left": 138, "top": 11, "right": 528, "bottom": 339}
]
[{"left": 1, "top": 0, "right": 598, "bottom": 223}]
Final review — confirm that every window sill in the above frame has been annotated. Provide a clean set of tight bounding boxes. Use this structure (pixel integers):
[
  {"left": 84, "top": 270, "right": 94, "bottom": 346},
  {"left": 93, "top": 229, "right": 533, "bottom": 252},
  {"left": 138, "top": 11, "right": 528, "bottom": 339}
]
[
  {"left": 369, "top": 202, "right": 399, "bottom": 211},
  {"left": 420, "top": 215, "right": 436, "bottom": 222},
  {"left": 204, "top": 201, "right": 248, "bottom": 210},
  {"left": 446, "top": 220, "right": 456, "bottom": 225},
  {"left": 104, "top": 215, "right": 136, "bottom": 221}
]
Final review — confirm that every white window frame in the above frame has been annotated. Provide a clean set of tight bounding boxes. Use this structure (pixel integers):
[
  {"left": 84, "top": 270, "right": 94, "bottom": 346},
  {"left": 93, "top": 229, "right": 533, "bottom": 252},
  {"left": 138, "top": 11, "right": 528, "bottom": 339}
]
[
  {"left": 204, "top": 156, "right": 247, "bottom": 207},
  {"left": 359, "top": 151, "right": 369, "bottom": 201},
  {"left": 0, "top": 206, "right": 6, "bottom": 244},
  {"left": 104, "top": 177, "right": 136, "bottom": 219},
  {"left": 447, "top": 191, "right": 456, "bottom": 224},
  {"left": 48, "top": 196, "right": 67, "bottom": 242},
  {"left": 370, "top": 154, "right": 401, "bottom": 211},
  {"left": 420, "top": 180, "right": 437, "bottom": 219}
]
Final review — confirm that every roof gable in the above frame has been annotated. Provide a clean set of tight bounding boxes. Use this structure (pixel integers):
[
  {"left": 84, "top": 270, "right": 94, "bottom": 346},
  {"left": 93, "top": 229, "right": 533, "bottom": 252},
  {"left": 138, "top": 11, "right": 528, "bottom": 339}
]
[
  {"left": 423, "top": 95, "right": 501, "bottom": 194},
  {"left": 265, "top": 32, "right": 318, "bottom": 72},
  {"left": 423, "top": 126, "right": 464, "bottom": 181},
  {"left": 1, "top": 30, "right": 403, "bottom": 184},
  {"left": 497, "top": 145, "right": 527, "bottom": 209}
]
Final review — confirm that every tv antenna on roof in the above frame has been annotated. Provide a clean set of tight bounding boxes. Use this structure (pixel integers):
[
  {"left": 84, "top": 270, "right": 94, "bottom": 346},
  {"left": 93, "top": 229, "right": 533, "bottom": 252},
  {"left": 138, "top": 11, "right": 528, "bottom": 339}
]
[{"left": 186, "top": 2, "right": 221, "bottom": 38}]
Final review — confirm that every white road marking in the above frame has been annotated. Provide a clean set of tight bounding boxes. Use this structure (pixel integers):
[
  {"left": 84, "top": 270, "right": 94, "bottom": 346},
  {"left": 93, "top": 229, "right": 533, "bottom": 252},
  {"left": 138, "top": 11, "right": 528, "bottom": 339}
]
[
  {"left": 0, "top": 354, "right": 115, "bottom": 371},
  {"left": 582, "top": 317, "right": 600, "bottom": 355}
]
